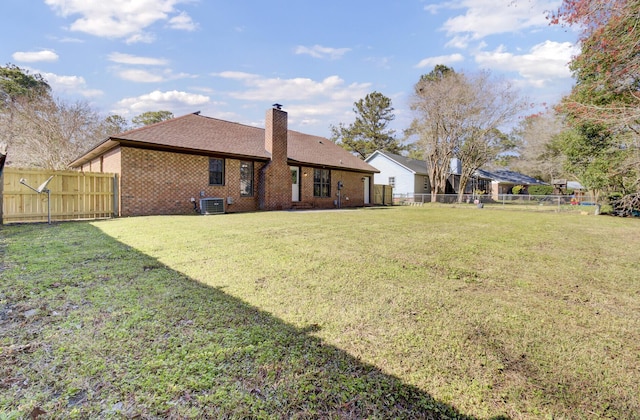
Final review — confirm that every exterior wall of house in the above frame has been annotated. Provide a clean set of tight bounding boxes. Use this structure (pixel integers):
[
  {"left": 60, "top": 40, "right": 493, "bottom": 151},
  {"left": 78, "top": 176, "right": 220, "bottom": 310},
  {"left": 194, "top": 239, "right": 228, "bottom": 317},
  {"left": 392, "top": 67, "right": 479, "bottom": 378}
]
[
  {"left": 118, "top": 147, "right": 262, "bottom": 216},
  {"left": 367, "top": 153, "right": 419, "bottom": 195},
  {"left": 80, "top": 147, "right": 122, "bottom": 174},
  {"left": 101, "top": 148, "right": 122, "bottom": 174},
  {"left": 413, "top": 174, "right": 430, "bottom": 194},
  {"left": 298, "top": 167, "right": 369, "bottom": 208}
]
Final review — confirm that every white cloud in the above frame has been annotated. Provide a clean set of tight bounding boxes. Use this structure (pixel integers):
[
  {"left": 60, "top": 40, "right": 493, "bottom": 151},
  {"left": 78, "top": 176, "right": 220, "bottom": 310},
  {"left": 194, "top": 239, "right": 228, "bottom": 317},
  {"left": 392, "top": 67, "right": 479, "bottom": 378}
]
[
  {"left": 213, "top": 71, "right": 261, "bottom": 81},
  {"left": 114, "top": 90, "right": 210, "bottom": 114},
  {"left": 214, "top": 72, "right": 370, "bottom": 103},
  {"left": 12, "top": 50, "right": 59, "bottom": 63},
  {"left": 124, "top": 32, "right": 156, "bottom": 44},
  {"left": 114, "top": 68, "right": 195, "bottom": 83},
  {"left": 41, "top": 72, "right": 103, "bottom": 98},
  {"left": 474, "top": 41, "right": 578, "bottom": 87},
  {"left": 44, "top": 0, "right": 196, "bottom": 43},
  {"left": 117, "top": 69, "right": 166, "bottom": 83},
  {"left": 168, "top": 11, "right": 198, "bottom": 31},
  {"left": 108, "top": 52, "right": 169, "bottom": 66},
  {"left": 415, "top": 53, "right": 465, "bottom": 69},
  {"left": 294, "top": 45, "right": 351, "bottom": 60},
  {"left": 436, "top": 0, "right": 560, "bottom": 42},
  {"left": 424, "top": 1, "right": 459, "bottom": 15}
]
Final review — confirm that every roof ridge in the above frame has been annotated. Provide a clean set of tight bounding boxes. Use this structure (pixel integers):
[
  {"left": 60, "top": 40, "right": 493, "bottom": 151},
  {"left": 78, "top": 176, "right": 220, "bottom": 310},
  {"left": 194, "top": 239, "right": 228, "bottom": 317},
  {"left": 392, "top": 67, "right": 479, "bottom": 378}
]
[
  {"left": 115, "top": 112, "right": 196, "bottom": 137},
  {"left": 192, "top": 113, "right": 266, "bottom": 132}
]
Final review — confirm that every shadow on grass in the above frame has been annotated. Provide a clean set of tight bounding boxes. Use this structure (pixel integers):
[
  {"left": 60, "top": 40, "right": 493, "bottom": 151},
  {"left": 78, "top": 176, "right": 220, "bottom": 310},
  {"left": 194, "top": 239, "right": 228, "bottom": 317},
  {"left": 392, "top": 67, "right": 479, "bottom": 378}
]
[{"left": 0, "top": 222, "right": 503, "bottom": 419}]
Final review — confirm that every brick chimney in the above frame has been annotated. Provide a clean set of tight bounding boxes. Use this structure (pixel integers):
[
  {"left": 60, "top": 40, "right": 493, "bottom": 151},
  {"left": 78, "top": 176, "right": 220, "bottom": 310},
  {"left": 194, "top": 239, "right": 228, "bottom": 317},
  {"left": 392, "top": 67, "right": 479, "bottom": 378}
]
[{"left": 259, "top": 106, "right": 291, "bottom": 210}]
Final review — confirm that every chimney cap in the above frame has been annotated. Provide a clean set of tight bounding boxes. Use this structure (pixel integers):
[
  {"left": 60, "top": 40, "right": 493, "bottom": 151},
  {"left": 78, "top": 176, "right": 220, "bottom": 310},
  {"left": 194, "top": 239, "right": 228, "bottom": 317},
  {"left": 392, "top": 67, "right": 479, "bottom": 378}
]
[{"left": 272, "top": 103, "right": 283, "bottom": 110}]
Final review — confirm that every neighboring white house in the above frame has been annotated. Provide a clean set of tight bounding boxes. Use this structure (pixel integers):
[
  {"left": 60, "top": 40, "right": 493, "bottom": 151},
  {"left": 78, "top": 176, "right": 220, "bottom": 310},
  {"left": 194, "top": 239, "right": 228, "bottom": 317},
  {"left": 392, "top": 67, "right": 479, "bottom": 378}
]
[
  {"left": 365, "top": 150, "right": 431, "bottom": 196},
  {"left": 366, "top": 150, "right": 547, "bottom": 200}
]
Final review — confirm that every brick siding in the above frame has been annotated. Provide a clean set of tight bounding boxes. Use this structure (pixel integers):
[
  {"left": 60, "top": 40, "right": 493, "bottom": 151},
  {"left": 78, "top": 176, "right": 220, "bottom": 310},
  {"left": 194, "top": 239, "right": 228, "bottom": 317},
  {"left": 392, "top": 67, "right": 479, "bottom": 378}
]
[
  {"left": 298, "top": 168, "right": 369, "bottom": 209},
  {"left": 117, "top": 148, "right": 262, "bottom": 216}
]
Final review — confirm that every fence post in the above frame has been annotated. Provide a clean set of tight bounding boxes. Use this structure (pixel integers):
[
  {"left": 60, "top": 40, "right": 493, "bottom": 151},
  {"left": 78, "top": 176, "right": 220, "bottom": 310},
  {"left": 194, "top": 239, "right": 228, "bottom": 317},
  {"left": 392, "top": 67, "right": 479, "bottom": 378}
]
[{"left": 113, "top": 174, "right": 119, "bottom": 217}]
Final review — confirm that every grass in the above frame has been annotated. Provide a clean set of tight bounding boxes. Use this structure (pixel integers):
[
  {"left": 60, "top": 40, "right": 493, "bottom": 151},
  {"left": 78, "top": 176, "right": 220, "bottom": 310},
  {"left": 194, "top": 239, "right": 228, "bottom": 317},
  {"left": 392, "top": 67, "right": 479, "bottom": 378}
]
[{"left": 1, "top": 206, "right": 639, "bottom": 419}]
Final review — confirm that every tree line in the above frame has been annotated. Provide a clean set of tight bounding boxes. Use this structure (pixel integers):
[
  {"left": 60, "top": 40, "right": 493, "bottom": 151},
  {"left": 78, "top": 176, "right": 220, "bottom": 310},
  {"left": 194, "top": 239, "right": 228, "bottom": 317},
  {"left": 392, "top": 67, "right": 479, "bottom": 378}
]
[{"left": 0, "top": 64, "right": 173, "bottom": 170}]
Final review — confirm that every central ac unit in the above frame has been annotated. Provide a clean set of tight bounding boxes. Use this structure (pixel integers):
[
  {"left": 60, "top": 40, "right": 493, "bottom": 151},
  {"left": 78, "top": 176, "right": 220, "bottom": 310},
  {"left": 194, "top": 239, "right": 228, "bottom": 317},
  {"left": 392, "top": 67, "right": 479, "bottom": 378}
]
[{"left": 200, "top": 197, "right": 225, "bottom": 215}]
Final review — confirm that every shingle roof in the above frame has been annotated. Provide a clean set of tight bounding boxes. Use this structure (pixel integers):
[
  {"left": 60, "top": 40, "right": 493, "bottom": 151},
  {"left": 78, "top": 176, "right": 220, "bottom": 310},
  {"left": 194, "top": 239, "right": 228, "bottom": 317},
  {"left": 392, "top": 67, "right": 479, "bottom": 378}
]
[
  {"left": 367, "top": 150, "right": 429, "bottom": 174},
  {"left": 476, "top": 169, "right": 547, "bottom": 185},
  {"left": 115, "top": 113, "right": 269, "bottom": 158},
  {"left": 71, "top": 113, "right": 378, "bottom": 173}
]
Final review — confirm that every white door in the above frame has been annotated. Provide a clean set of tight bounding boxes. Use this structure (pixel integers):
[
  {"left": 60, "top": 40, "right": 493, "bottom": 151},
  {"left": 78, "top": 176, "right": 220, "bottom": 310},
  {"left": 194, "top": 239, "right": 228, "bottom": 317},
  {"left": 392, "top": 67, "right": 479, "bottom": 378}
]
[
  {"left": 363, "top": 176, "right": 370, "bottom": 204},
  {"left": 290, "top": 166, "right": 300, "bottom": 201}
]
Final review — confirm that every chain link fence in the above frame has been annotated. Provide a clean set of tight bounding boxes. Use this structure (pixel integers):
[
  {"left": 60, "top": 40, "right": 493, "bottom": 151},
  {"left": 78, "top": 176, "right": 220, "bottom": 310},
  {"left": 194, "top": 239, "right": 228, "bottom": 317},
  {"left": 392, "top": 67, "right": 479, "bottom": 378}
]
[{"left": 393, "top": 193, "right": 601, "bottom": 213}]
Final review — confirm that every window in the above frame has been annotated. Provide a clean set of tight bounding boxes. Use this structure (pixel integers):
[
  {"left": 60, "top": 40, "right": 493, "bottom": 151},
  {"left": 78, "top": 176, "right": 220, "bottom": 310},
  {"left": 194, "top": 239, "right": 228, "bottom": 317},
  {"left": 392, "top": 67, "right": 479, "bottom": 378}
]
[
  {"left": 240, "top": 161, "right": 253, "bottom": 196},
  {"left": 209, "top": 158, "right": 224, "bottom": 185},
  {"left": 388, "top": 176, "right": 395, "bottom": 187},
  {"left": 313, "top": 168, "right": 331, "bottom": 197}
]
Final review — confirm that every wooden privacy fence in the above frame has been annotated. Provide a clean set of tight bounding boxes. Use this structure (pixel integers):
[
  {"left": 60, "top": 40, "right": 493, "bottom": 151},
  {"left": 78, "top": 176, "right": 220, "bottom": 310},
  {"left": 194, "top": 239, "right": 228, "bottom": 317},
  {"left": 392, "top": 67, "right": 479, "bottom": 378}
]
[
  {"left": 373, "top": 184, "right": 393, "bottom": 205},
  {"left": 1, "top": 168, "right": 116, "bottom": 224}
]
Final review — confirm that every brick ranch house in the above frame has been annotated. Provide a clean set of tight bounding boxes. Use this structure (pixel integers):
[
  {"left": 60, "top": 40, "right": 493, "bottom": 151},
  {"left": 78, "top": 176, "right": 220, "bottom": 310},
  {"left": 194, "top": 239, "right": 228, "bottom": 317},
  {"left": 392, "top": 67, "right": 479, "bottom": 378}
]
[{"left": 69, "top": 107, "right": 379, "bottom": 216}]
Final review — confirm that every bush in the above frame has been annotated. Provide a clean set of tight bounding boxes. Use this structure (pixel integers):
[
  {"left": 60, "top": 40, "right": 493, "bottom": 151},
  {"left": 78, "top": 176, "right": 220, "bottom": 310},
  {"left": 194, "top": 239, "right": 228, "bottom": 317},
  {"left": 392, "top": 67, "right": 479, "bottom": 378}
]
[{"left": 528, "top": 185, "right": 554, "bottom": 196}]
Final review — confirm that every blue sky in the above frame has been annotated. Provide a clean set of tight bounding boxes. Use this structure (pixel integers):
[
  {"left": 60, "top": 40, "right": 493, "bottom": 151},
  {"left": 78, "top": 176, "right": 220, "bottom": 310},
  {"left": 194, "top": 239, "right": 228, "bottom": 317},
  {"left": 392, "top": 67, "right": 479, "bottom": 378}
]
[{"left": 1, "top": 0, "right": 578, "bottom": 138}]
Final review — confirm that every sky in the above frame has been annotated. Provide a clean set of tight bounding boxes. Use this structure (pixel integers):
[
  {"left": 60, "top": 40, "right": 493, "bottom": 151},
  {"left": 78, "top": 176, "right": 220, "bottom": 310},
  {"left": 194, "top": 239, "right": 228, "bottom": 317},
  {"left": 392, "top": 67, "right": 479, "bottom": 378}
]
[{"left": 1, "top": 0, "right": 579, "bottom": 139}]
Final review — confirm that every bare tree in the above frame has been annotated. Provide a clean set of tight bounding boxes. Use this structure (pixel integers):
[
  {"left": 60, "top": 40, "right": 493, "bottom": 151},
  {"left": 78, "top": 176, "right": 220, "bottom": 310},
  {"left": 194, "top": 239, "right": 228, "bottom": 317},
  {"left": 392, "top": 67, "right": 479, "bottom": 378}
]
[
  {"left": 407, "top": 67, "right": 466, "bottom": 202},
  {"left": 408, "top": 66, "right": 524, "bottom": 202},
  {"left": 7, "top": 96, "right": 107, "bottom": 169},
  {"left": 455, "top": 71, "right": 525, "bottom": 202},
  {"left": 511, "top": 110, "right": 567, "bottom": 182}
]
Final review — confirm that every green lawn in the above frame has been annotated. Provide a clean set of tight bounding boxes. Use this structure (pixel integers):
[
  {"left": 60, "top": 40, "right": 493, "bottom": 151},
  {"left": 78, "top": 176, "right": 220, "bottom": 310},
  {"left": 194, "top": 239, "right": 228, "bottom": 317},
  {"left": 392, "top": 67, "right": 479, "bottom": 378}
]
[{"left": 1, "top": 206, "right": 639, "bottom": 419}]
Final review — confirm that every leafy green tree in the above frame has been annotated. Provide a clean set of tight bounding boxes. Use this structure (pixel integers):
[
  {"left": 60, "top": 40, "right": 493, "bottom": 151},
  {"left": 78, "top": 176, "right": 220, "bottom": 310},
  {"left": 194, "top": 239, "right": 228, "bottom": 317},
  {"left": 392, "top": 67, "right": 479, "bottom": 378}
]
[
  {"left": 550, "top": 0, "right": 639, "bottom": 131},
  {"left": 330, "top": 91, "right": 402, "bottom": 159},
  {"left": 103, "top": 114, "right": 131, "bottom": 135},
  {"left": 0, "top": 64, "right": 51, "bottom": 107},
  {"left": 131, "top": 110, "right": 174, "bottom": 127},
  {"left": 551, "top": 0, "right": 640, "bottom": 208},
  {"left": 419, "top": 64, "right": 455, "bottom": 83},
  {"left": 553, "top": 122, "right": 626, "bottom": 202}
]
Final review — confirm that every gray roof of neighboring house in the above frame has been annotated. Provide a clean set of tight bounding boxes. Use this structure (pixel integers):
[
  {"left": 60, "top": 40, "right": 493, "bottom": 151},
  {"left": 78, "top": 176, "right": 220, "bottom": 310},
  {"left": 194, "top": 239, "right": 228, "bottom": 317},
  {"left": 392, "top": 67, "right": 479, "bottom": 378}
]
[
  {"left": 476, "top": 169, "right": 547, "bottom": 185},
  {"left": 366, "top": 150, "right": 429, "bottom": 175},
  {"left": 567, "top": 181, "right": 585, "bottom": 190}
]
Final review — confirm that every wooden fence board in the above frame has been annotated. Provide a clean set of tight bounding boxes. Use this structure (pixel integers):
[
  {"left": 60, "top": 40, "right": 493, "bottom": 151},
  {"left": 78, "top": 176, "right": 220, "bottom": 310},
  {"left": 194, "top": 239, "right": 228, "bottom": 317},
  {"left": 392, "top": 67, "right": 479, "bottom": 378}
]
[{"left": 1, "top": 168, "right": 115, "bottom": 224}]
